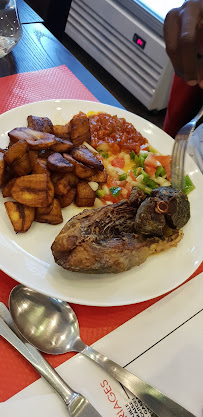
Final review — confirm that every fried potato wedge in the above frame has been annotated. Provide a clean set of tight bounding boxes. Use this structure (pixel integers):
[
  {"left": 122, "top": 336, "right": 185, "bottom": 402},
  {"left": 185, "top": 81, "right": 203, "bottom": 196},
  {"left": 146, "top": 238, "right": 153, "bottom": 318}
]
[
  {"left": 5, "top": 201, "right": 35, "bottom": 233},
  {"left": 63, "top": 153, "right": 95, "bottom": 178},
  {"left": 2, "top": 178, "right": 16, "bottom": 197},
  {"left": 76, "top": 181, "right": 95, "bottom": 207},
  {"left": 72, "top": 145, "right": 104, "bottom": 171},
  {"left": 27, "top": 115, "right": 53, "bottom": 134},
  {"left": 8, "top": 127, "right": 56, "bottom": 150},
  {"left": 54, "top": 173, "right": 78, "bottom": 195},
  {"left": 58, "top": 188, "right": 76, "bottom": 208},
  {"left": 11, "top": 173, "right": 54, "bottom": 207},
  {"left": 47, "top": 153, "right": 74, "bottom": 173},
  {"left": 4, "top": 140, "right": 28, "bottom": 165},
  {"left": 88, "top": 169, "right": 107, "bottom": 183},
  {"left": 70, "top": 113, "right": 91, "bottom": 146},
  {"left": 53, "top": 123, "right": 70, "bottom": 139},
  {"left": 13, "top": 152, "right": 32, "bottom": 176},
  {"left": 35, "top": 198, "right": 63, "bottom": 224},
  {"left": 32, "top": 158, "right": 50, "bottom": 175},
  {"left": 0, "top": 152, "right": 6, "bottom": 187},
  {"left": 50, "top": 138, "right": 73, "bottom": 153}
]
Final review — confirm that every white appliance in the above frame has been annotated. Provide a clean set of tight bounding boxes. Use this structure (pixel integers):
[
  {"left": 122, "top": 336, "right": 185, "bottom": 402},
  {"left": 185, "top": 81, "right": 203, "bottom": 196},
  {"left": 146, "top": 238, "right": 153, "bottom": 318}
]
[{"left": 65, "top": 0, "right": 184, "bottom": 111}]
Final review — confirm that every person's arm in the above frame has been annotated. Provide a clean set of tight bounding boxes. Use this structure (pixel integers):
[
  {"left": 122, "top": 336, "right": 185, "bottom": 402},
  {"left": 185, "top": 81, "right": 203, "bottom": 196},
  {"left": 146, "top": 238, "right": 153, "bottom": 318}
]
[{"left": 163, "top": 0, "right": 203, "bottom": 88}]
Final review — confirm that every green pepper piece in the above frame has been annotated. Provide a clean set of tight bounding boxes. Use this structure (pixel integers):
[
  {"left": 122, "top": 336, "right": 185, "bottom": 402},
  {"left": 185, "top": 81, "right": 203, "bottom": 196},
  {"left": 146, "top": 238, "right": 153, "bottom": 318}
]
[
  {"left": 140, "top": 152, "right": 148, "bottom": 159},
  {"left": 134, "top": 167, "right": 142, "bottom": 177},
  {"left": 142, "top": 169, "right": 150, "bottom": 184},
  {"left": 110, "top": 186, "right": 121, "bottom": 197},
  {"left": 96, "top": 189, "right": 105, "bottom": 198},
  {"left": 130, "top": 150, "right": 136, "bottom": 160},
  {"left": 155, "top": 166, "right": 166, "bottom": 177},
  {"left": 184, "top": 175, "right": 195, "bottom": 195},
  {"left": 119, "top": 173, "right": 127, "bottom": 181},
  {"left": 138, "top": 155, "right": 145, "bottom": 167},
  {"left": 145, "top": 178, "right": 159, "bottom": 189},
  {"left": 101, "top": 153, "right": 109, "bottom": 158}
]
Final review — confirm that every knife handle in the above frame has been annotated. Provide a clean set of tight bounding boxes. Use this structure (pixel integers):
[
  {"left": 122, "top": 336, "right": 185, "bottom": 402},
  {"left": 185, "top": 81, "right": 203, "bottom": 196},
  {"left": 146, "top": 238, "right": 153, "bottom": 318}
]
[
  {"left": 0, "top": 316, "right": 78, "bottom": 406},
  {"left": 81, "top": 345, "right": 195, "bottom": 417}
]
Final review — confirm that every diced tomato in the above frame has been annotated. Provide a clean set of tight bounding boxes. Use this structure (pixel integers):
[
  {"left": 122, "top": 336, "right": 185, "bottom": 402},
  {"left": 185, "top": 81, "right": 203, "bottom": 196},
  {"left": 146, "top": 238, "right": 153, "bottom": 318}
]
[
  {"left": 144, "top": 165, "right": 156, "bottom": 177},
  {"left": 107, "top": 176, "right": 119, "bottom": 188},
  {"left": 125, "top": 182, "right": 132, "bottom": 198},
  {"left": 155, "top": 155, "right": 171, "bottom": 180},
  {"left": 102, "top": 194, "right": 117, "bottom": 204},
  {"left": 129, "top": 171, "right": 136, "bottom": 181},
  {"left": 111, "top": 157, "right": 125, "bottom": 169},
  {"left": 144, "top": 153, "right": 161, "bottom": 168},
  {"left": 119, "top": 180, "right": 127, "bottom": 187}
]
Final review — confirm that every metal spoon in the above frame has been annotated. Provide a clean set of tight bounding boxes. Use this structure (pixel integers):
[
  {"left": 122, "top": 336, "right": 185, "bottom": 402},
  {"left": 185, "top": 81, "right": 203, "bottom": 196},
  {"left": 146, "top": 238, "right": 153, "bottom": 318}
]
[
  {"left": 0, "top": 303, "right": 102, "bottom": 417},
  {"left": 9, "top": 284, "right": 195, "bottom": 417}
]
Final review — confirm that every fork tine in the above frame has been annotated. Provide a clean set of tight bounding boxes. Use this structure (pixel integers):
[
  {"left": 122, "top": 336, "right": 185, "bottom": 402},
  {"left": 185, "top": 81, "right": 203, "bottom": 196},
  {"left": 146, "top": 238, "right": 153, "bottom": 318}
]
[{"left": 171, "top": 136, "right": 187, "bottom": 190}]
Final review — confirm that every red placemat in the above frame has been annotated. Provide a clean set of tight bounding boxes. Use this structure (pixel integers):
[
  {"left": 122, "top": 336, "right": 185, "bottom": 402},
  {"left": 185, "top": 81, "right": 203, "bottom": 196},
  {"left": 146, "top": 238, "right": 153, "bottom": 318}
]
[
  {"left": 0, "top": 65, "right": 202, "bottom": 402},
  {"left": 0, "top": 65, "right": 99, "bottom": 114}
]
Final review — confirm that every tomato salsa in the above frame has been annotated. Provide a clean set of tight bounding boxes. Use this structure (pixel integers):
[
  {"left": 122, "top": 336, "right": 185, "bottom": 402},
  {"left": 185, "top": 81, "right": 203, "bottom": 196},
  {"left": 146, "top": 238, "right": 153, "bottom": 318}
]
[
  {"left": 89, "top": 112, "right": 149, "bottom": 154},
  {"left": 87, "top": 112, "right": 172, "bottom": 206}
]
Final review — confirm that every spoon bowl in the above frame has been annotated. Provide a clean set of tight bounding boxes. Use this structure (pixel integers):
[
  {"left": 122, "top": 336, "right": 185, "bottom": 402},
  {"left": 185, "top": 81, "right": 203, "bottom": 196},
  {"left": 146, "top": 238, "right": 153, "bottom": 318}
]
[
  {"left": 9, "top": 285, "right": 85, "bottom": 354},
  {"left": 9, "top": 284, "right": 195, "bottom": 417}
]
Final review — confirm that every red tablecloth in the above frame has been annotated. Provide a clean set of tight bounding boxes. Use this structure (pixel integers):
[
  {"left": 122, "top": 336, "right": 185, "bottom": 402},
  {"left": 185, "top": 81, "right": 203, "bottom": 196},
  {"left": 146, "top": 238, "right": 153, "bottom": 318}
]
[{"left": 0, "top": 65, "right": 202, "bottom": 402}]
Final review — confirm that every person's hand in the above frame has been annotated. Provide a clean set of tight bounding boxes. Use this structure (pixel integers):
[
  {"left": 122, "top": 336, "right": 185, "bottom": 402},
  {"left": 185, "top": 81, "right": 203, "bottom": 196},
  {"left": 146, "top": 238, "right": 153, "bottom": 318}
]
[{"left": 163, "top": 0, "right": 203, "bottom": 88}]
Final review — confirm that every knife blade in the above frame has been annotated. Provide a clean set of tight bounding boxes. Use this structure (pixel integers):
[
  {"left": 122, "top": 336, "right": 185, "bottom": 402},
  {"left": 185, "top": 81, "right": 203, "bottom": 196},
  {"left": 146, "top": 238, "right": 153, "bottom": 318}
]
[{"left": 0, "top": 310, "right": 102, "bottom": 417}]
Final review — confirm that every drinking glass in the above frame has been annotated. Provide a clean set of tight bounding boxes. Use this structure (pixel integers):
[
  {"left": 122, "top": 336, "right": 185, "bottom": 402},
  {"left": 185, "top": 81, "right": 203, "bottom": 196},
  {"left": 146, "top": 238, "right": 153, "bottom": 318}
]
[{"left": 0, "top": 0, "right": 22, "bottom": 58}]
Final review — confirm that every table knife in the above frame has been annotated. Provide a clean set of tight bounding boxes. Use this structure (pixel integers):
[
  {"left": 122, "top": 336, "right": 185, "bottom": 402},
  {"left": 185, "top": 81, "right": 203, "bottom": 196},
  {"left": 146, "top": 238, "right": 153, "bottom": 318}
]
[{"left": 0, "top": 312, "right": 102, "bottom": 417}]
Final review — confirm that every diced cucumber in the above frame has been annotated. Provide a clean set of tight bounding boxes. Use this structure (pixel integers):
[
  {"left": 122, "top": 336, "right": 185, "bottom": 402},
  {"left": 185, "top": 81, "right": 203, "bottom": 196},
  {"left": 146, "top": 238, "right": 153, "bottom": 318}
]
[{"left": 96, "top": 189, "right": 105, "bottom": 198}]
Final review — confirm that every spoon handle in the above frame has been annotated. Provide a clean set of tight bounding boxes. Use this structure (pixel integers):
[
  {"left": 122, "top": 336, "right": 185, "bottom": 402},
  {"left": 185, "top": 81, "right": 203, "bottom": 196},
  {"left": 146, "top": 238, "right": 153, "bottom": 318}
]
[
  {"left": 0, "top": 315, "right": 78, "bottom": 407},
  {"left": 81, "top": 345, "right": 195, "bottom": 417}
]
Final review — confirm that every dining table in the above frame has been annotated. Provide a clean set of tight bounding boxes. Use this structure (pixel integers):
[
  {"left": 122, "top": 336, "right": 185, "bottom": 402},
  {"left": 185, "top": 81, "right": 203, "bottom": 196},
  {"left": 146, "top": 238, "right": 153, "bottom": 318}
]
[{"left": 0, "top": 1, "right": 203, "bottom": 416}]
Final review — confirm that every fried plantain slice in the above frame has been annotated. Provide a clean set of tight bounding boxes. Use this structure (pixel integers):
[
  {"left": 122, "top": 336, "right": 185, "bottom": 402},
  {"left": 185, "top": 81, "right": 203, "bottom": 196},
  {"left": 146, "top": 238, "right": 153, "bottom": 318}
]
[
  {"left": 70, "top": 112, "right": 91, "bottom": 146},
  {"left": 2, "top": 178, "right": 16, "bottom": 197},
  {"left": 8, "top": 127, "right": 56, "bottom": 150},
  {"left": 72, "top": 145, "right": 104, "bottom": 171},
  {"left": 35, "top": 198, "right": 63, "bottom": 225},
  {"left": 50, "top": 137, "right": 73, "bottom": 153},
  {"left": 5, "top": 201, "right": 35, "bottom": 233},
  {"left": 58, "top": 188, "right": 76, "bottom": 208},
  {"left": 11, "top": 173, "right": 54, "bottom": 207},
  {"left": 53, "top": 123, "right": 70, "bottom": 139},
  {"left": 32, "top": 158, "right": 50, "bottom": 175},
  {"left": 0, "top": 152, "right": 6, "bottom": 187},
  {"left": 88, "top": 168, "right": 107, "bottom": 183},
  {"left": 12, "top": 152, "right": 32, "bottom": 176},
  {"left": 76, "top": 181, "right": 96, "bottom": 207},
  {"left": 4, "top": 140, "right": 28, "bottom": 166},
  {"left": 27, "top": 115, "right": 53, "bottom": 134},
  {"left": 47, "top": 153, "right": 74, "bottom": 173},
  {"left": 54, "top": 173, "right": 79, "bottom": 196},
  {"left": 29, "top": 150, "right": 39, "bottom": 170},
  {"left": 63, "top": 153, "right": 95, "bottom": 178}
]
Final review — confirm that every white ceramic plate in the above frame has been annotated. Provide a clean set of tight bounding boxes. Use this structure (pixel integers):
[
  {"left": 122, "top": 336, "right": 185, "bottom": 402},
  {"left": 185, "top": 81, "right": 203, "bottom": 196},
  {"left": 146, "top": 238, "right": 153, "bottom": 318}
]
[{"left": 0, "top": 99, "right": 202, "bottom": 306}]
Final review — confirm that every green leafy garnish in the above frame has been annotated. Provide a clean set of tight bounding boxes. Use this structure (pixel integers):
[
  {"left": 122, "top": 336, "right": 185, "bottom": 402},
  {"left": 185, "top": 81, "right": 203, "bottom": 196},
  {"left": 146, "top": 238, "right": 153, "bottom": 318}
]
[{"left": 110, "top": 186, "right": 121, "bottom": 197}]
